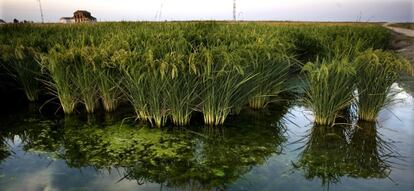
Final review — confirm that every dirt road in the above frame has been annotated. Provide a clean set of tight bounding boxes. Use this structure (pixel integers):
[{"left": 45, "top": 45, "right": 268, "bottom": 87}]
[
  {"left": 383, "top": 23, "right": 414, "bottom": 37},
  {"left": 384, "top": 23, "right": 414, "bottom": 63},
  {"left": 383, "top": 23, "right": 414, "bottom": 95}
]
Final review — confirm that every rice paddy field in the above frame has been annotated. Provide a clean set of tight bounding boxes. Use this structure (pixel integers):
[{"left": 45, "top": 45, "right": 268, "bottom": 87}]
[{"left": 0, "top": 22, "right": 413, "bottom": 190}]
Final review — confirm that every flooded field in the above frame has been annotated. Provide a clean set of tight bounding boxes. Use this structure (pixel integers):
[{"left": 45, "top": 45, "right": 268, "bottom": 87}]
[{"left": 1, "top": 84, "right": 412, "bottom": 191}]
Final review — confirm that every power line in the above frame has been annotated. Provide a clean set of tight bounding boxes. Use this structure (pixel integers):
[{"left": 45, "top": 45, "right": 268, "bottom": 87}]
[
  {"left": 37, "top": 0, "right": 44, "bottom": 23},
  {"left": 233, "top": 0, "right": 236, "bottom": 21}
]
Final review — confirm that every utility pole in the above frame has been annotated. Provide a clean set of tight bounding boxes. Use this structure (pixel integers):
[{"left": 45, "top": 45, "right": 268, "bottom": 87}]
[
  {"left": 233, "top": 0, "right": 236, "bottom": 21},
  {"left": 37, "top": 0, "right": 44, "bottom": 23},
  {"left": 154, "top": 0, "right": 165, "bottom": 21}
]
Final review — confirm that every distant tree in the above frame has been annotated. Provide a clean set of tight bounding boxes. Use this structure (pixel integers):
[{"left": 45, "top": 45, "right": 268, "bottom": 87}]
[{"left": 13, "top": 18, "right": 19, "bottom": 23}]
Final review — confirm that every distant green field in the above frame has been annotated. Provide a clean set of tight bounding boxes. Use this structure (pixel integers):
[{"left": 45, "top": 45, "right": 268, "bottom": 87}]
[{"left": 390, "top": 23, "right": 414, "bottom": 30}]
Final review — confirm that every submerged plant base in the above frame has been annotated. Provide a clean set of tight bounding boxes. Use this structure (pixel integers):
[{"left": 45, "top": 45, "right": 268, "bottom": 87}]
[
  {"left": 60, "top": 99, "right": 76, "bottom": 114},
  {"left": 171, "top": 112, "right": 191, "bottom": 126},
  {"left": 83, "top": 98, "right": 98, "bottom": 113},
  {"left": 249, "top": 96, "right": 268, "bottom": 109},
  {"left": 23, "top": 87, "right": 39, "bottom": 102},
  {"left": 314, "top": 116, "right": 336, "bottom": 126},
  {"left": 102, "top": 98, "right": 117, "bottom": 112},
  {"left": 358, "top": 111, "right": 379, "bottom": 122},
  {"left": 203, "top": 111, "right": 228, "bottom": 126},
  {"left": 148, "top": 116, "right": 167, "bottom": 128}
]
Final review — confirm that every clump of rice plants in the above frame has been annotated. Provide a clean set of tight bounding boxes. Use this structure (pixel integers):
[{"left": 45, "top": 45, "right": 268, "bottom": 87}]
[
  {"left": 1, "top": 44, "right": 41, "bottom": 102},
  {"left": 39, "top": 46, "right": 78, "bottom": 114},
  {"left": 1, "top": 22, "right": 395, "bottom": 127},
  {"left": 355, "top": 49, "right": 412, "bottom": 121},
  {"left": 193, "top": 47, "right": 256, "bottom": 126},
  {"left": 164, "top": 51, "right": 200, "bottom": 126},
  {"left": 122, "top": 49, "right": 171, "bottom": 128},
  {"left": 96, "top": 40, "right": 126, "bottom": 112},
  {"left": 118, "top": 49, "right": 148, "bottom": 120},
  {"left": 96, "top": 67, "right": 122, "bottom": 112},
  {"left": 141, "top": 59, "right": 170, "bottom": 128},
  {"left": 242, "top": 43, "right": 292, "bottom": 109},
  {"left": 302, "top": 59, "right": 356, "bottom": 126},
  {"left": 71, "top": 47, "right": 99, "bottom": 113}
]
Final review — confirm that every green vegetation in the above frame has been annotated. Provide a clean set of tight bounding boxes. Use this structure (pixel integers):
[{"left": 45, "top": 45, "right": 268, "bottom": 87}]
[
  {"left": 1, "top": 22, "right": 410, "bottom": 127},
  {"left": 39, "top": 46, "right": 78, "bottom": 114},
  {"left": 355, "top": 49, "right": 412, "bottom": 121},
  {"left": 302, "top": 59, "right": 356, "bottom": 126},
  {"left": 0, "top": 111, "right": 286, "bottom": 190},
  {"left": 0, "top": 45, "right": 41, "bottom": 101},
  {"left": 389, "top": 23, "right": 414, "bottom": 30}
]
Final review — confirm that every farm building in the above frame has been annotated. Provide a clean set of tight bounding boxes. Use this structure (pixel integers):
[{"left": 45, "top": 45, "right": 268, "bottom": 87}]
[
  {"left": 60, "top": 17, "right": 75, "bottom": 23},
  {"left": 60, "top": 10, "right": 96, "bottom": 23},
  {"left": 74, "top": 10, "right": 96, "bottom": 22}
]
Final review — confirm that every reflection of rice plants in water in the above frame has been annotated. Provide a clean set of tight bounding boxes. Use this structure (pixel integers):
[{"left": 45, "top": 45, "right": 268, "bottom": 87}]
[
  {"left": 294, "top": 125, "right": 350, "bottom": 186},
  {"left": 0, "top": 110, "right": 286, "bottom": 190},
  {"left": 347, "top": 121, "right": 397, "bottom": 178},
  {"left": 122, "top": 124, "right": 286, "bottom": 190},
  {"left": 0, "top": 136, "right": 11, "bottom": 165},
  {"left": 294, "top": 122, "right": 399, "bottom": 187}
]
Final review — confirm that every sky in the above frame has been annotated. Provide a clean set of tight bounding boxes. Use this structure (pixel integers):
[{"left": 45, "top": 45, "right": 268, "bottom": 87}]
[{"left": 1, "top": 0, "right": 413, "bottom": 22}]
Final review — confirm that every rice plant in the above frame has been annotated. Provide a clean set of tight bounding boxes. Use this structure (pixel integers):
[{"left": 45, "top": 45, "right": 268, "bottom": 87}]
[
  {"left": 119, "top": 49, "right": 149, "bottom": 120},
  {"left": 71, "top": 49, "right": 99, "bottom": 113},
  {"left": 97, "top": 67, "right": 122, "bottom": 112},
  {"left": 355, "top": 49, "right": 412, "bottom": 121},
  {"left": 242, "top": 43, "right": 292, "bottom": 109},
  {"left": 39, "top": 46, "right": 78, "bottom": 114},
  {"left": 122, "top": 49, "right": 171, "bottom": 128},
  {"left": 192, "top": 47, "right": 256, "bottom": 126},
  {"left": 1, "top": 44, "right": 41, "bottom": 101},
  {"left": 162, "top": 52, "right": 200, "bottom": 126},
  {"left": 96, "top": 39, "right": 128, "bottom": 112},
  {"left": 0, "top": 22, "right": 394, "bottom": 127},
  {"left": 302, "top": 58, "right": 356, "bottom": 126}
]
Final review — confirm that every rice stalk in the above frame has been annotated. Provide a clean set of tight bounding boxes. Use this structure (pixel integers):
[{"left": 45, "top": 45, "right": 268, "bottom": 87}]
[
  {"left": 355, "top": 49, "right": 412, "bottom": 121},
  {"left": 302, "top": 58, "right": 356, "bottom": 126},
  {"left": 39, "top": 46, "right": 78, "bottom": 114}
]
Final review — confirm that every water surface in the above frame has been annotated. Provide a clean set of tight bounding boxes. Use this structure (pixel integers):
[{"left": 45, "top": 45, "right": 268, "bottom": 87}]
[{"left": 0, "top": 85, "right": 413, "bottom": 191}]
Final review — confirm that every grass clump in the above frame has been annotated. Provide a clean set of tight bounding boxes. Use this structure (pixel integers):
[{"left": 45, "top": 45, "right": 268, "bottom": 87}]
[
  {"left": 96, "top": 67, "right": 122, "bottom": 112},
  {"left": 193, "top": 47, "right": 255, "bottom": 126},
  {"left": 164, "top": 52, "right": 199, "bottom": 126},
  {"left": 302, "top": 59, "right": 356, "bottom": 126},
  {"left": 122, "top": 49, "right": 172, "bottom": 128},
  {"left": 355, "top": 49, "right": 412, "bottom": 121},
  {"left": 71, "top": 47, "right": 99, "bottom": 113},
  {"left": 243, "top": 43, "right": 292, "bottom": 109},
  {"left": 1, "top": 44, "right": 41, "bottom": 101},
  {"left": 40, "top": 45, "right": 78, "bottom": 114}
]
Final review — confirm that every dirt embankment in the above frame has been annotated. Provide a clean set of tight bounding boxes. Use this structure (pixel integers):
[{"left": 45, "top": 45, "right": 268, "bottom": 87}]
[{"left": 384, "top": 23, "right": 414, "bottom": 95}]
